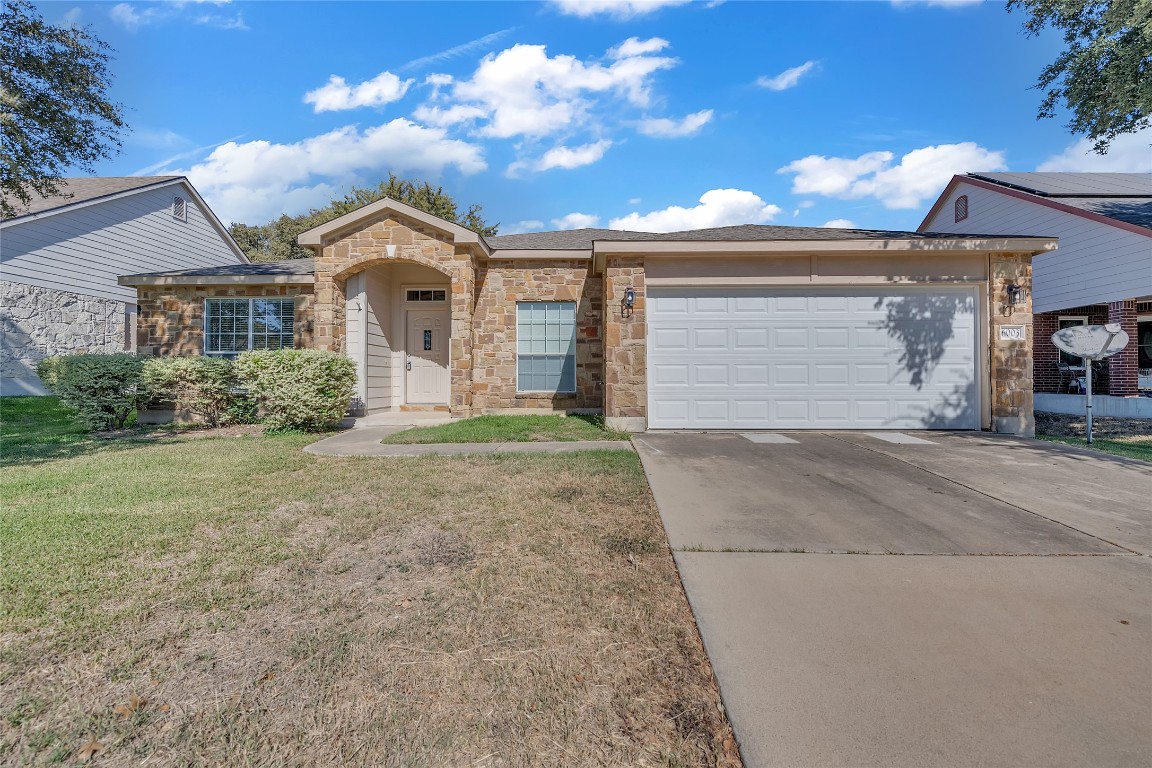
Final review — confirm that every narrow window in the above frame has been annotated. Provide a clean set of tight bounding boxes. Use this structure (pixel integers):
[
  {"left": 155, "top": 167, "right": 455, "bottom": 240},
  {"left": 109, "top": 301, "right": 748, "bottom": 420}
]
[
  {"left": 173, "top": 196, "right": 187, "bottom": 221},
  {"left": 954, "top": 195, "right": 968, "bottom": 223},
  {"left": 204, "top": 298, "right": 295, "bottom": 357},
  {"left": 1056, "top": 316, "right": 1088, "bottom": 366},
  {"left": 516, "top": 302, "right": 577, "bottom": 394},
  {"left": 405, "top": 289, "right": 447, "bottom": 302}
]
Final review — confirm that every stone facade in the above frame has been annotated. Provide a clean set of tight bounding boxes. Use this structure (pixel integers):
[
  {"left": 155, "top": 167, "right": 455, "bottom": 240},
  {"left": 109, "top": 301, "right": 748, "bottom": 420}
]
[
  {"left": 1, "top": 280, "right": 125, "bottom": 392},
  {"left": 313, "top": 211, "right": 476, "bottom": 411},
  {"left": 136, "top": 284, "right": 314, "bottom": 356},
  {"left": 472, "top": 260, "right": 603, "bottom": 411},
  {"left": 988, "top": 253, "right": 1035, "bottom": 436},
  {"left": 602, "top": 257, "right": 647, "bottom": 431}
]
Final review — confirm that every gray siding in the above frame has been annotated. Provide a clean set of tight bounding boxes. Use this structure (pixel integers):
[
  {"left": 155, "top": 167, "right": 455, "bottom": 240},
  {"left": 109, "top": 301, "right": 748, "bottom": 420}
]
[
  {"left": 924, "top": 182, "right": 1152, "bottom": 312},
  {"left": 364, "top": 269, "right": 393, "bottom": 410},
  {"left": 1, "top": 182, "right": 242, "bottom": 305}
]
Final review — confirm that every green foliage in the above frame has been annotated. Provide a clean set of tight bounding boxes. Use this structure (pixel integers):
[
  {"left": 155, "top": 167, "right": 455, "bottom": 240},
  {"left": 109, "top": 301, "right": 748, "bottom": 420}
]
[
  {"left": 0, "top": 0, "right": 127, "bottom": 219},
  {"left": 234, "top": 349, "right": 356, "bottom": 432},
  {"left": 1008, "top": 0, "right": 1151, "bottom": 152},
  {"left": 228, "top": 173, "right": 499, "bottom": 262},
  {"left": 35, "top": 354, "right": 144, "bottom": 431},
  {"left": 141, "top": 356, "right": 247, "bottom": 427}
]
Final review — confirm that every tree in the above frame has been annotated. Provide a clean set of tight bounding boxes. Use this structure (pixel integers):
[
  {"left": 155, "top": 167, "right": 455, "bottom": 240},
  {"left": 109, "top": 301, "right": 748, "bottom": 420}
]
[
  {"left": 1008, "top": 0, "right": 1151, "bottom": 153},
  {"left": 0, "top": 0, "right": 126, "bottom": 219},
  {"left": 229, "top": 174, "right": 499, "bottom": 262}
]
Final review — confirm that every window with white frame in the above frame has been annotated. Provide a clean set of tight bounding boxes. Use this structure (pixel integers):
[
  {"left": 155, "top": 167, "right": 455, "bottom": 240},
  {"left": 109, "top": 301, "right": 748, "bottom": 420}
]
[
  {"left": 1057, "top": 316, "right": 1087, "bottom": 366},
  {"left": 204, "top": 298, "right": 295, "bottom": 357},
  {"left": 516, "top": 302, "right": 576, "bottom": 393}
]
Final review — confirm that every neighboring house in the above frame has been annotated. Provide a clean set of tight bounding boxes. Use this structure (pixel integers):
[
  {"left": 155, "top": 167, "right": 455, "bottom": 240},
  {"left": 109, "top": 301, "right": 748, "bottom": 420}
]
[
  {"left": 921, "top": 173, "right": 1152, "bottom": 403},
  {"left": 0, "top": 176, "right": 248, "bottom": 395},
  {"left": 119, "top": 197, "right": 1053, "bottom": 435}
]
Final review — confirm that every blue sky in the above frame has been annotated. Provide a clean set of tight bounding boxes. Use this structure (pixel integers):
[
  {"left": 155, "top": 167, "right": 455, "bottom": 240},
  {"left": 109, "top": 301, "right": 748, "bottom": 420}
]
[{"left": 48, "top": 0, "right": 1152, "bottom": 233}]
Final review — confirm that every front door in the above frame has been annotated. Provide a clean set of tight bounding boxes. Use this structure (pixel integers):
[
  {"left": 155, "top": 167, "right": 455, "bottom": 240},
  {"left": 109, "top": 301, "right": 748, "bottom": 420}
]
[{"left": 406, "top": 310, "right": 450, "bottom": 404}]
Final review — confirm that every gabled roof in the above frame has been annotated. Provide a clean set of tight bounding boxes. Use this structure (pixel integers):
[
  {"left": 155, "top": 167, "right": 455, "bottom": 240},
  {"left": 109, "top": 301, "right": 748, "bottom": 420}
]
[
  {"left": 921, "top": 173, "right": 1152, "bottom": 235},
  {"left": 296, "top": 196, "right": 486, "bottom": 251},
  {"left": 1, "top": 175, "right": 250, "bottom": 262},
  {"left": 1, "top": 176, "right": 182, "bottom": 220}
]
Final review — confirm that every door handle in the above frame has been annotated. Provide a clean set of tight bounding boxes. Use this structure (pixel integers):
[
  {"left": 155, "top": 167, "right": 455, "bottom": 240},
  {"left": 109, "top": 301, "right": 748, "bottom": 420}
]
[{"left": 406, "top": 356, "right": 412, "bottom": 371}]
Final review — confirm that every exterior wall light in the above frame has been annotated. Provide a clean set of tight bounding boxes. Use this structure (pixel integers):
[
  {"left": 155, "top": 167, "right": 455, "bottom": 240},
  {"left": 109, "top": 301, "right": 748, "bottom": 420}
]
[
  {"left": 1003, "top": 283, "right": 1027, "bottom": 315},
  {"left": 622, "top": 286, "right": 636, "bottom": 318}
]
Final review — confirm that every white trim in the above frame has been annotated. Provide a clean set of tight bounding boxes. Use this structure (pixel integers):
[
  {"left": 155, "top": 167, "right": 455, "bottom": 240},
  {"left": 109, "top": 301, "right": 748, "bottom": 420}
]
[
  {"left": 593, "top": 237, "right": 1056, "bottom": 255},
  {"left": 202, "top": 296, "right": 295, "bottom": 356},
  {"left": 297, "top": 196, "right": 487, "bottom": 253}
]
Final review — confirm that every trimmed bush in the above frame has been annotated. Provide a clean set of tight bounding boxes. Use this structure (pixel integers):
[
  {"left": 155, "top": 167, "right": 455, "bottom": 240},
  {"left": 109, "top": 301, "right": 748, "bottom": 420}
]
[
  {"left": 35, "top": 354, "right": 146, "bottom": 431},
  {"left": 142, "top": 356, "right": 250, "bottom": 427},
  {"left": 235, "top": 349, "right": 356, "bottom": 432}
]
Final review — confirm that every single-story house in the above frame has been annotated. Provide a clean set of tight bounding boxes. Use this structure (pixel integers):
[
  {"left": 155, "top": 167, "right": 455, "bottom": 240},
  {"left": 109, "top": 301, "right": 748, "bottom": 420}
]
[
  {"left": 119, "top": 197, "right": 1054, "bottom": 435},
  {"left": 0, "top": 176, "right": 248, "bottom": 395},
  {"left": 920, "top": 173, "right": 1151, "bottom": 413}
]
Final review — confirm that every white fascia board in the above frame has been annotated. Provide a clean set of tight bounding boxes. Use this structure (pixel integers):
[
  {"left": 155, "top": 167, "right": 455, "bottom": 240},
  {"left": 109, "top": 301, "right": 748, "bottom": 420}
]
[
  {"left": 118, "top": 274, "right": 314, "bottom": 287},
  {"left": 487, "top": 249, "right": 593, "bottom": 261}
]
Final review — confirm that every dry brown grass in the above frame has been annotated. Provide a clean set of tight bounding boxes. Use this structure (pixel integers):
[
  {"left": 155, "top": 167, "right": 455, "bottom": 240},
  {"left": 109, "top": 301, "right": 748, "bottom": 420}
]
[{"left": 2, "top": 443, "right": 739, "bottom": 767}]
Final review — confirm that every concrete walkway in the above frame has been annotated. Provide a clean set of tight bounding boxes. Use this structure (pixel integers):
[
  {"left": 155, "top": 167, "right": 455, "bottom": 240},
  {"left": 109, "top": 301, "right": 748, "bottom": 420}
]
[{"left": 304, "top": 426, "right": 634, "bottom": 457}]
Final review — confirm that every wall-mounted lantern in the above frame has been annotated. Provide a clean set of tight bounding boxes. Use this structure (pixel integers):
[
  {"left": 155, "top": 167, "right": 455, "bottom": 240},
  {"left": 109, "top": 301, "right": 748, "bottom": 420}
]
[{"left": 1003, "top": 283, "right": 1026, "bottom": 315}]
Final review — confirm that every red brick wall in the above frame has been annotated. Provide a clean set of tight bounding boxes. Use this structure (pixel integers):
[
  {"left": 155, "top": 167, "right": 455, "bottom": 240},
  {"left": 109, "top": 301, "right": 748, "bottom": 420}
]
[
  {"left": 1107, "top": 300, "right": 1139, "bottom": 397},
  {"left": 1033, "top": 305, "right": 1108, "bottom": 393}
]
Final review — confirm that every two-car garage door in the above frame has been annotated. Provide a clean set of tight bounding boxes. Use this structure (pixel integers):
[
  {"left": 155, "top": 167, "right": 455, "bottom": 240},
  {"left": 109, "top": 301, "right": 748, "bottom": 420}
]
[{"left": 646, "top": 286, "right": 979, "bottom": 430}]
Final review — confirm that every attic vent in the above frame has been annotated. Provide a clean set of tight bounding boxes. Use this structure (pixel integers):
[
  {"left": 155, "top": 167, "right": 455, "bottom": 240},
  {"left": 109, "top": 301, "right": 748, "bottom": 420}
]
[
  {"left": 173, "top": 196, "right": 187, "bottom": 221},
  {"left": 954, "top": 194, "right": 968, "bottom": 223}
]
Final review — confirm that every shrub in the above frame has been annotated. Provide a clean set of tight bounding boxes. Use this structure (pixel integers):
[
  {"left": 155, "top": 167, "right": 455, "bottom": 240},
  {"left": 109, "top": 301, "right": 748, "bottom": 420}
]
[
  {"left": 142, "top": 356, "right": 246, "bottom": 427},
  {"left": 235, "top": 349, "right": 356, "bottom": 432},
  {"left": 35, "top": 354, "right": 145, "bottom": 431}
]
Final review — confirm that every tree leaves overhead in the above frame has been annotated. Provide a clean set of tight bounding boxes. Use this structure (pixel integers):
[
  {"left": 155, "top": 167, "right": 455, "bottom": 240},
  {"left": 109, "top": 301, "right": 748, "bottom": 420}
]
[
  {"left": 0, "top": 0, "right": 127, "bottom": 219},
  {"left": 229, "top": 174, "right": 500, "bottom": 262},
  {"left": 1008, "top": 0, "right": 1151, "bottom": 153}
]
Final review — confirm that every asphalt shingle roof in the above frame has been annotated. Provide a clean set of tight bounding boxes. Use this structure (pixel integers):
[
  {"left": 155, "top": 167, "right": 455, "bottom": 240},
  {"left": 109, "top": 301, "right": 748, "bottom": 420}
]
[
  {"left": 1, "top": 176, "right": 182, "bottom": 220},
  {"left": 487, "top": 224, "right": 1028, "bottom": 249},
  {"left": 122, "top": 259, "right": 315, "bottom": 279},
  {"left": 970, "top": 172, "right": 1152, "bottom": 197}
]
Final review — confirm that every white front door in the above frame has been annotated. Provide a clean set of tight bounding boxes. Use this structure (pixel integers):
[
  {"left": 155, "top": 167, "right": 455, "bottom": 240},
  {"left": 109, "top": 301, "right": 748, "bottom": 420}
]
[{"left": 406, "top": 310, "right": 450, "bottom": 404}]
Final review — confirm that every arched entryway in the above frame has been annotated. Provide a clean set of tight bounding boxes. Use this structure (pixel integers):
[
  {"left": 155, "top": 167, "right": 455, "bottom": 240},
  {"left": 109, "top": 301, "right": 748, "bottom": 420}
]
[{"left": 341, "top": 261, "right": 452, "bottom": 412}]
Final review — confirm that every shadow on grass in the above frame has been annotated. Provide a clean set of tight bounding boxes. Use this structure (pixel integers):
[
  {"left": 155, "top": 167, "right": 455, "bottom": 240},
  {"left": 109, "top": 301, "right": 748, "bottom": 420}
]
[{"left": 1, "top": 397, "right": 182, "bottom": 467}]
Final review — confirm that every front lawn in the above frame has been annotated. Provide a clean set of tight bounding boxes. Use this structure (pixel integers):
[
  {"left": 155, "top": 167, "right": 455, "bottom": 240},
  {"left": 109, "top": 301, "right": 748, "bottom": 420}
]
[
  {"left": 1035, "top": 410, "right": 1152, "bottom": 462},
  {"left": 382, "top": 413, "right": 632, "bottom": 444},
  {"left": 0, "top": 398, "right": 736, "bottom": 766}
]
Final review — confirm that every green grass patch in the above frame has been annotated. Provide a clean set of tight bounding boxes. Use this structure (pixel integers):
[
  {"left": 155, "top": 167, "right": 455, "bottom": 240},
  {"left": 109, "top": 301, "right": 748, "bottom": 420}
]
[
  {"left": 0, "top": 396, "right": 103, "bottom": 466},
  {"left": 381, "top": 413, "right": 632, "bottom": 444},
  {"left": 1036, "top": 434, "right": 1152, "bottom": 463}
]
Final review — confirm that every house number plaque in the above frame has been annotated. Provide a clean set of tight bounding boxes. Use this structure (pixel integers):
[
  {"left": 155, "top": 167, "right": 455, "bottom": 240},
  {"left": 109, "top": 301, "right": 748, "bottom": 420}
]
[{"left": 999, "top": 325, "right": 1026, "bottom": 341}]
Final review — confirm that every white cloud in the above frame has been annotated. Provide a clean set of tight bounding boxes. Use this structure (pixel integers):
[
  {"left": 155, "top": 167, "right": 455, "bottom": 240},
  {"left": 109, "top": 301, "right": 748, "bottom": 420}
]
[
  {"left": 400, "top": 28, "right": 517, "bottom": 72},
  {"left": 822, "top": 219, "right": 856, "bottom": 228},
  {"left": 637, "top": 109, "right": 713, "bottom": 138},
  {"left": 1037, "top": 128, "right": 1152, "bottom": 172},
  {"left": 553, "top": 212, "right": 601, "bottom": 229},
  {"left": 533, "top": 140, "right": 613, "bottom": 171},
  {"left": 778, "top": 142, "right": 1007, "bottom": 209},
  {"left": 304, "top": 72, "right": 413, "bottom": 113},
  {"left": 610, "top": 36, "right": 670, "bottom": 58},
  {"left": 62, "top": 7, "right": 83, "bottom": 25},
  {"left": 551, "top": 0, "right": 692, "bottom": 19},
  {"left": 757, "top": 61, "right": 817, "bottom": 91},
  {"left": 172, "top": 119, "right": 486, "bottom": 224},
  {"left": 609, "top": 189, "right": 782, "bottom": 232},
  {"left": 502, "top": 220, "right": 546, "bottom": 234},
  {"left": 110, "top": 1, "right": 245, "bottom": 30},
  {"left": 415, "top": 39, "right": 677, "bottom": 139}
]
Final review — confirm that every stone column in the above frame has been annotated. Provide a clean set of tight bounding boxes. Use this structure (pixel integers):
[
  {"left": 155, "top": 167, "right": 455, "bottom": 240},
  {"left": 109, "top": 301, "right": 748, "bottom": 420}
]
[
  {"left": 989, "top": 253, "right": 1034, "bottom": 436},
  {"left": 603, "top": 256, "right": 647, "bottom": 432},
  {"left": 1107, "top": 300, "right": 1138, "bottom": 397}
]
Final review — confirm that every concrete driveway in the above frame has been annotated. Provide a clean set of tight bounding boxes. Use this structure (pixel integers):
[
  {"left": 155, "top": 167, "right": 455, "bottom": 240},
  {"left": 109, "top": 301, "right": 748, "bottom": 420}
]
[{"left": 634, "top": 432, "right": 1151, "bottom": 768}]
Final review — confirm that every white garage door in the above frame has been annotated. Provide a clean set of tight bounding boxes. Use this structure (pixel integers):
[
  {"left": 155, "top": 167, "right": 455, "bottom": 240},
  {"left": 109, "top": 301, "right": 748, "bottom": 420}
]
[{"left": 646, "top": 286, "right": 979, "bottom": 430}]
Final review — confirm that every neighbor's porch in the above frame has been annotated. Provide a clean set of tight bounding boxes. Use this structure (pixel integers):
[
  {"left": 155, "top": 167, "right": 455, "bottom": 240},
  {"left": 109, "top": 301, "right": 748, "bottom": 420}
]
[{"left": 1034, "top": 299, "right": 1152, "bottom": 397}]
